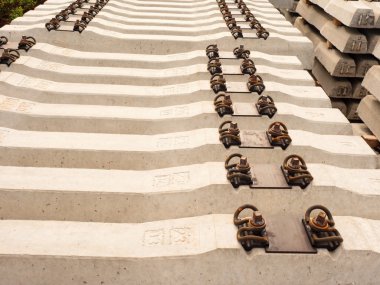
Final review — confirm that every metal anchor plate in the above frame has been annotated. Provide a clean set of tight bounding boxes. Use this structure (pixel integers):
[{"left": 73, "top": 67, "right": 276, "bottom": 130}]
[
  {"left": 239, "top": 130, "right": 273, "bottom": 148},
  {"left": 249, "top": 164, "right": 291, "bottom": 189},
  {"left": 265, "top": 214, "right": 317, "bottom": 254}
]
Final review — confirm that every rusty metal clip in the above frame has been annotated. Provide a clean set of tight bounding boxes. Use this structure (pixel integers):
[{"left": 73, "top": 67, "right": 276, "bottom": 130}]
[
  {"left": 223, "top": 11, "right": 233, "bottom": 22},
  {"left": 88, "top": 6, "right": 100, "bottom": 16},
  {"left": 73, "top": 20, "right": 87, "bottom": 33},
  {"left": 207, "top": 58, "right": 222, "bottom": 75},
  {"left": 281, "top": 154, "right": 313, "bottom": 189},
  {"left": 81, "top": 12, "right": 94, "bottom": 24},
  {"left": 206, "top": 44, "right": 219, "bottom": 60},
  {"left": 45, "top": 18, "right": 60, "bottom": 31},
  {"left": 55, "top": 9, "right": 70, "bottom": 21},
  {"left": 210, "top": 74, "right": 227, "bottom": 94},
  {"left": 0, "top": 49, "right": 20, "bottom": 67},
  {"left": 266, "top": 122, "right": 292, "bottom": 150},
  {"left": 70, "top": 0, "right": 83, "bottom": 9},
  {"left": 240, "top": 58, "right": 256, "bottom": 75},
  {"left": 240, "top": 6, "right": 250, "bottom": 15},
  {"left": 249, "top": 19, "right": 261, "bottom": 29},
  {"left": 214, "top": 94, "right": 233, "bottom": 117},
  {"left": 66, "top": 3, "right": 78, "bottom": 13},
  {"left": 237, "top": 2, "right": 246, "bottom": 9},
  {"left": 0, "top": 36, "right": 8, "bottom": 47},
  {"left": 233, "top": 45, "right": 250, "bottom": 59},
  {"left": 234, "top": 204, "right": 269, "bottom": 251},
  {"left": 225, "top": 153, "right": 253, "bottom": 188},
  {"left": 244, "top": 11, "right": 255, "bottom": 22},
  {"left": 256, "top": 95, "right": 277, "bottom": 118},
  {"left": 18, "top": 36, "right": 36, "bottom": 52},
  {"left": 226, "top": 18, "right": 237, "bottom": 29},
  {"left": 247, "top": 74, "right": 265, "bottom": 94},
  {"left": 303, "top": 205, "right": 343, "bottom": 251},
  {"left": 257, "top": 27, "right": 270, "bottom": 40},
  {"left": 219, "top": 121, "right": 241, "bottom": 148},
  {"left": 230, "top": 26, "right": 243, "bottom": 39},
  {"left": 220, "top": 7, "right": 230, "bottom": 15}
]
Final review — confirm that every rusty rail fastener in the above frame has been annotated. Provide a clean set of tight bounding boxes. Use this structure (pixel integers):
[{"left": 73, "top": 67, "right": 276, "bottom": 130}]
[
  {"left": 256, "top": 95, "right": 277, "bottom": 118},
  {"left": 207, "top": 58, "right": 222, "bottom": 75},
  {"left": 303, "top": 205, "right": 343, "bottom": 251},
  {"left": 0, "top": 36, "right": 8, "bottom": 47},
  {"left": 81, "top": 12, "right": 94, "bottom": 24},
  {"left": 233, "top": 45, "right": 250, "bottom": 59},
  {"left": 225, "top": 153, "right": 253, "bottom": 188},
  {"left": 234, "top": 204, "right": 269, "bottom": 251},
  {"left": 240, "top": 58, "right": 256, "bottom": 75},
  {"left": 219, "top": 121, "right": 241, "bottom": 148},
  {"left": 18, "top": 36, "right": 36, "bottom": 52},
  {"left": 73, "top": 20, "right": 87, "bottom": 33},
  {"left": 55, "top": 10, "right": 70, "bottom": 21},
  {"left": 214, "top": 93, "right": 234, "bottom": 117},
  {"left": 210, "top": 73, "right": 227, "bottom": 94},
  {"left": 45, "top": 18, "right": 60, "bottom": 31},
  {"left": 206, "top": 44, "right": 219, "bottom": 60},
  {"left": 231, "top": 26, "right": 243, "bottom": 39},
  {"left": 247, "top": 74, "right": 265, "bottom": 95},
  {"left": 266, "top": 122, "right": 292, "bottom": 150},
  {"left": 281, "top": 154, "right": 313, "bottom": 189},
  {"left": 0, "top": 49, "right": 20, "bottom": 67}
]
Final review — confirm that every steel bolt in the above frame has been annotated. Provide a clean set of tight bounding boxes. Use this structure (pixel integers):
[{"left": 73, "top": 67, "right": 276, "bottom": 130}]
[
  {"left": 252, "top": 211, "right": 264, "bottom": 226},
  {"left": 315, "top": 211, "right": 327, "bottom": 227}
]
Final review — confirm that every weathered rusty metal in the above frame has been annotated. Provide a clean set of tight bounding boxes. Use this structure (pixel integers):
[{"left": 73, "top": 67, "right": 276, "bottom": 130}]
[
  {"left": 81, "top": 12, "right": 94, "bottom": 24},
  {"left": 214, "top": 94, "right": 234, "bottom": 117},
  {"left": 303, "top": 205, "right": 343, "bottom": 251},
  {"left": 0, "top": 49, "right": 20, "bottom": 67},
  {"left": 234, "top": 204, "right": 269, "bottom": 251},
  {"left": 240, "top": 58, "right": 256, "bottom": 75},
  {"left": 233, "top": 45, "right": 250, "bottom": 59},
  {"left": 247, "top": 74, "right": 265, "bottom": 94},
  {"left": 219, "top": 121, "right": 241, "bottom": 148},
  {"left": 226, "top": 18, "right": 237, "bottom": 29},
  {"left": 73, "top": 20, "right": 87, "bottom": 33},
  {"left": 18, "top": 36, "right": 36, "bottom": 52},
  {"left": 266, "top": 122, "right": 292, "bottom": 150},
  {"left": 207, "top": 58, "right": 222, "bottom": 75},
  {"left": 210, "top": 74, "right": 227, "bottom": 93},
  {"left": 45, "top": 18, "right": 60, "bottom": 31},
  {"left": 256, "top": 95, "right": 277, "bottom": 118},
  {"left": 88, "top": 6, "right": 100, "bottom": 16},
  {"left": 281, "top": 154, "right": 313, "bottom": 189},
  {"left": 206, "top": 44, "right": 219, "bottom": 60},
  {"left": 225, "top": 153, "right": 253, "bottom": 188},
  {"left": 231, "top": 26, "right": 243, "bottom": 39},
  {"left": 55, "top": 10, "right": 70, "bottom": 21},
  {"left": 0, "top": 36, "right": 8, "bottom": 47},
  {"left": 256, "top": 27, "right": 270, "bottom": 40}
]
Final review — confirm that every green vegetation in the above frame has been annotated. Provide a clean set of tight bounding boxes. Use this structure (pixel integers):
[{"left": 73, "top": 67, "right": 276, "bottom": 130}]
[{"left": 0, "top": 0, "right": 46, "bottom": 26}]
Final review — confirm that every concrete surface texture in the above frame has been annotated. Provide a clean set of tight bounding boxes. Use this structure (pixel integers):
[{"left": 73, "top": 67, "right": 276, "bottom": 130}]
[{"left": 0, "top": 0, "right": 379, "bottom": 283}]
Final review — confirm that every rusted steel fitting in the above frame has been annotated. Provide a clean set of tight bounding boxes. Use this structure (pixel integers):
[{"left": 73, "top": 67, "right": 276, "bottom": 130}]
[
  {"left": 233, "top": 45, "right": 250, "bottom": 59},
  {"left": 66, "top": 3, "right": 78, "bottom": 13},
  {"left": 240, "top": 58, "right": 256, "bottom": 75},
  {"left": 231, "top": 26, "right": 243, "bottom": 39},
  {"left": 281, "top": 154, "right": 313, "bottom": 189},
  {"left": 219, "top": 121, "right": 241, "bottom": 148},
  {"left": 244, "top": 11, "right": 255, "bottom": 22},
  {"left": 0, "top": 36, "right": 8, "bottom": 47},
  {"left": 0, "top": 49, "right": 20, "bottom": 67},
  {"left": 55, "top": 10, "right": 70, "bottom": 21},
  {"left": 214, "top": 94, "right": 234, "bottom": 117},
  {"left": 303, "top": 205, "right": 343, "bottom": 251},
  {"left": 240, "top": 6, "right": 250, "bottom": 15},
  {"left": 81, "top": 12, "right": 94, "bottom": 24},
  {"left": 225, "top": 153, "right": 253, "bottom": 188},
  {"left": 257, "top": 27, "right": 270, "bottom": 40},
  {"left": 70, "top": 0, "right": 83, "bottom": 9},
  {"left": 256, "top": 95, "right": 277, "bottom": 118},
  {"left": 223, "top": 12, "right": 233, "bottom": 22},
  {"left": 234, "top": 204, "right": 269, "bottom": 251},
  {"left": 45, "top": 18, "right": 60, "bottom": 31},
  {"left": 207, "top": 58, "right": 222, "bottom": 75},
  {"left": 266, "top": 122, "right": 292, "bottom": 150},
  {"left": 88, "top": 6, "right": 100, "bottom": 16},
  {"left": 206, "top": 44, "right": 219, "bottom": 60},
  {"left": 210, "top": 74, "right": 227, "bottom": 93},
  {"left": 249, "top": 19, "right": 261, "bottom": 29},
  {"left": 73, "top": 20, "right": 87, "bottom": 33},
  {"left": 226, "top": 18, "right": 237, "bottom": 29},
  {"left": 18, "top": 36, "right": 36, "bottom": 52},
  {"left": 247, "top": 74, "right": 265, "bottom": 94},
  {"left": 220, "top": 7, "right": 230, "bottom": 15}
]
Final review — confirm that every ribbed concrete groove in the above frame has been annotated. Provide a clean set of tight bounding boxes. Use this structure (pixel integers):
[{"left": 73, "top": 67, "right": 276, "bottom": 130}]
[
  {"left": 0, "top": 97, "right": 351, "bottom": 134},
  {"left": 0, "top": 164, "right": 379, "bottom": 222},
  {"left": 0, "top": 128, "right": 375, "bottom": 169},
  {"left": 0, "top": 73, "right": 329, "bottom": 107},
  {"left": 0, "top": 0, "right": 379, "bottom": 282},
  {"left": 0, "top": 216, "right": 379, "bottom": 285},
  {"left": 8, "top": 58, "right": 314, "bottom": 86}
]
